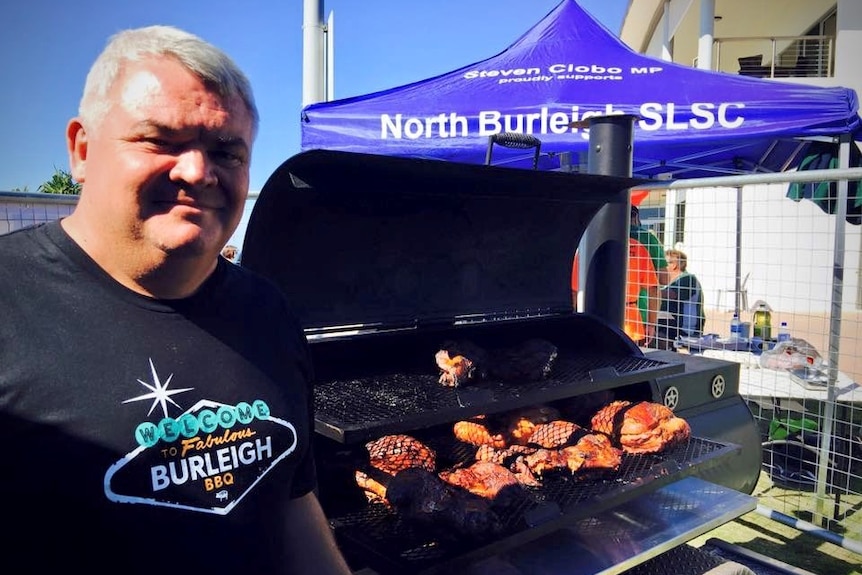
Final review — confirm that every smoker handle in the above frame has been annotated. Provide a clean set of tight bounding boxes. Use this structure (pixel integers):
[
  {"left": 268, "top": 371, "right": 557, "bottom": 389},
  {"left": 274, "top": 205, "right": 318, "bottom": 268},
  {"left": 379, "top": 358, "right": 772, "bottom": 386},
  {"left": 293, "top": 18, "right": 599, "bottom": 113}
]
[{"left": 486, "top": 132, "right": 542, "bottom": 169}]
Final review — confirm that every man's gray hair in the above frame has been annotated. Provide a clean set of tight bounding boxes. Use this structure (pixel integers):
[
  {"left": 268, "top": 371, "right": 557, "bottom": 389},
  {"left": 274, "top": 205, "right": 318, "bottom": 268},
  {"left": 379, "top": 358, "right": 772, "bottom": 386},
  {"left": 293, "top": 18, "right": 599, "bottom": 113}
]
[{"left": 78, "top": 25, "right": 258, "bottom": 137}]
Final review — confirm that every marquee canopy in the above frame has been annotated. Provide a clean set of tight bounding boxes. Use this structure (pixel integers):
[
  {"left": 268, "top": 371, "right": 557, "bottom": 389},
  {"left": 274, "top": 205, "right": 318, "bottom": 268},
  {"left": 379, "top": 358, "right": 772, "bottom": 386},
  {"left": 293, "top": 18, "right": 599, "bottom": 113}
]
[{"left": 300, "top": 0, "right": 861, "bottom": 179}]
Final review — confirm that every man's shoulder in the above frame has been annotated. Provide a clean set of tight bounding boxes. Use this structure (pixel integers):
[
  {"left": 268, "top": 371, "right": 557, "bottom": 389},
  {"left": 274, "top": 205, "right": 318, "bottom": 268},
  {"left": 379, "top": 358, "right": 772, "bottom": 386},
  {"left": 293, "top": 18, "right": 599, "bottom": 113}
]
[
  {"left": 219, "top": 261, "right": 302, "bottom": 318},
  {"left": 222, "top": 261, "right": 283, "bottom": 297},
  {"left": 0, "top": 221, "right": 48, "bottom": 243},
  {"left": 0, "top": 222, "right": 54, "bottom": 264}
]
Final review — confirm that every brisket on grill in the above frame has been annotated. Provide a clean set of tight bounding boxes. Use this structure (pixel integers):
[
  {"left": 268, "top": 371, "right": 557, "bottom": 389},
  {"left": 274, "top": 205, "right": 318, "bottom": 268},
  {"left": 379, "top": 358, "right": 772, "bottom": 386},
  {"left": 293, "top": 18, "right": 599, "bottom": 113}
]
[
  {"left": 436, "top": 339, "right": 558, "bottom": 387},
  {"left": 386, "top": 467, "right": 504, "bottom": 539}
]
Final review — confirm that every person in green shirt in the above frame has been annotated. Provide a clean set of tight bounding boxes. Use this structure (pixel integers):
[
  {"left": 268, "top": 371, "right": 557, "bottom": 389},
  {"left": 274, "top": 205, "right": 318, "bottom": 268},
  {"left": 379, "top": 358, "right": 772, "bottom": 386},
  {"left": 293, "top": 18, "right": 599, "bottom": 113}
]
[{"left": 630, "top": 205, "right": 668, "bottom": 344}]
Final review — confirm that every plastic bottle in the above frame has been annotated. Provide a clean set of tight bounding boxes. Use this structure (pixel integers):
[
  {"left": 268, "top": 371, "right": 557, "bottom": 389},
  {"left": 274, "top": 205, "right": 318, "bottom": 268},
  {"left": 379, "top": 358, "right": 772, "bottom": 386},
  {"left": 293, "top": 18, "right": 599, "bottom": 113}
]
[
  {"left": 752, "top": 303, "right": 772, "bottom": 341},
  {"left": 777, "top": 321, "right": 791, "bottom": 343},
  {"left": 729, "top": 313, "right": 742, "bottom": 340}
]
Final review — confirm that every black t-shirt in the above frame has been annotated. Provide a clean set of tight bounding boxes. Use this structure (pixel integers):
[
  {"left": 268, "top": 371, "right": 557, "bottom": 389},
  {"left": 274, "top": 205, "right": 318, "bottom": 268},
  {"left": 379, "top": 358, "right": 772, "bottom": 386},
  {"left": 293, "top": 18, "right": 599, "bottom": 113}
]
[{"left": 0, "top": 221, "right": 317, "bottom": 570}]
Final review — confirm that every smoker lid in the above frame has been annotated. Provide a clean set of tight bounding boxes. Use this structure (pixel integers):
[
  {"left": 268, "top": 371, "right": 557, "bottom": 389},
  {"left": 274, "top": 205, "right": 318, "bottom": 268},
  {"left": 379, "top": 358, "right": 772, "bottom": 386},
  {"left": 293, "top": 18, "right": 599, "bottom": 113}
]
[{"left": 241, "top": 150, "right": 639, "bottom": 331}]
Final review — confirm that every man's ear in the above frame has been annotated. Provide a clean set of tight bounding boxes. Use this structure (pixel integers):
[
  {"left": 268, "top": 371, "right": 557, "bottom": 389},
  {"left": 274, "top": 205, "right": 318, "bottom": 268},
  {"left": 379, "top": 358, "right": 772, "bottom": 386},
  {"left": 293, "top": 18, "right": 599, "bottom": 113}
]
[{"left": 66, "top": 118, "right": 88, "bottom": 183}]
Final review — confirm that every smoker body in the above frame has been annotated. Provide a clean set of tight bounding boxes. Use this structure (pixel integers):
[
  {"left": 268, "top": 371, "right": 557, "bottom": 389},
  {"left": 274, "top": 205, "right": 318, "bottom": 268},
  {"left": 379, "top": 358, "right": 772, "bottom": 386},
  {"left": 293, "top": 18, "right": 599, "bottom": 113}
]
[{"left": 241, "top": 150, "right": 761, "bottom": 574}]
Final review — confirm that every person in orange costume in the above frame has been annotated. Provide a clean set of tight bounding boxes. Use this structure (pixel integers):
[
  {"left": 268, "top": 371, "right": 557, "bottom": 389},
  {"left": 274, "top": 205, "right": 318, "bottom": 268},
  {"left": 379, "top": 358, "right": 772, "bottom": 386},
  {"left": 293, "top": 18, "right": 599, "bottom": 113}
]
[{"left": 571, "top": 237, "right": 659, "bottom": 346}]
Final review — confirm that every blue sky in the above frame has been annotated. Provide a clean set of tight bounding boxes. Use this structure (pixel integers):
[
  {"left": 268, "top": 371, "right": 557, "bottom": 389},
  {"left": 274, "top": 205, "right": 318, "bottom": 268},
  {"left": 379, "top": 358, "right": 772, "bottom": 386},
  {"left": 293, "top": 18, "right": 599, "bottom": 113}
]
[{"left": 0, "top": 0, "right": 626, "bottom": 195}]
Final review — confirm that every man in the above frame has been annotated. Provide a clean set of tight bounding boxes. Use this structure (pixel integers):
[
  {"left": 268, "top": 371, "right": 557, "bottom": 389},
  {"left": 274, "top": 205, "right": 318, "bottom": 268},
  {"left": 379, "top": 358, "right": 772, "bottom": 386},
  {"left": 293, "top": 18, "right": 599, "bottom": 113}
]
[
  {"left": 0, "top": 26, "right": 351, "bottom": 573},
  {"left": 657, "top": 249, "right": 705, "bottom": 350},
  {"left": 630, "top": 204, "right": 667, "bottom": 346}
]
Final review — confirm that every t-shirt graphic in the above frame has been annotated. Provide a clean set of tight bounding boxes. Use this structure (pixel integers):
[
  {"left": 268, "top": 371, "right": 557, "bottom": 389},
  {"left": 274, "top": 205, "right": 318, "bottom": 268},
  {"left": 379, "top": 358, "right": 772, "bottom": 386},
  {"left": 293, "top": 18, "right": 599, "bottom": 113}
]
[{"left": 104, "top": 358, "right": 298, "bottom": 515}]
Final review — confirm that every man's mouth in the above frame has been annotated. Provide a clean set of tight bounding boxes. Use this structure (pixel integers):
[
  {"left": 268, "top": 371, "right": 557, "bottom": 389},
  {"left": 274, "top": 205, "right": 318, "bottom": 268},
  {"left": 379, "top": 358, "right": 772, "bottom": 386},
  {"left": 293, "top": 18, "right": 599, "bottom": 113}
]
[{"left": 156, "top": 197, "right": 225, "bottom": 212}]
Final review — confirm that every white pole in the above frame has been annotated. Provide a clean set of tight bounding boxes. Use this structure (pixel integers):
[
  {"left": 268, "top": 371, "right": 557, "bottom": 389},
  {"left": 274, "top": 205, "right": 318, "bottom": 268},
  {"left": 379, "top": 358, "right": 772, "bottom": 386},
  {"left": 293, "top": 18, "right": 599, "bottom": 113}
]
[
  {"left": 697, "top": 0, "right": 715, "bottom": 70},
  {"left": 326, "top": 10, "right": 335, "bottom": 101},
  {"left": 661, "top": 1, "right": 672, "bottom": 62},
  {"left": 302, "top": 0, "right": 325, "bottom": 107}
]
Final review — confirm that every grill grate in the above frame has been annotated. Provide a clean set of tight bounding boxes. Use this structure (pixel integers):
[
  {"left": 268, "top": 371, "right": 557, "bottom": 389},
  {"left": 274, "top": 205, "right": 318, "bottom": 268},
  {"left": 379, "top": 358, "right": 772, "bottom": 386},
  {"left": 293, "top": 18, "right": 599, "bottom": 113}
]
[
  {"left": 315, "top": 353, "right": 682, "bottom": 443},
  {"left": 329, "top": 436, "right": 739, "bottom": 575}
]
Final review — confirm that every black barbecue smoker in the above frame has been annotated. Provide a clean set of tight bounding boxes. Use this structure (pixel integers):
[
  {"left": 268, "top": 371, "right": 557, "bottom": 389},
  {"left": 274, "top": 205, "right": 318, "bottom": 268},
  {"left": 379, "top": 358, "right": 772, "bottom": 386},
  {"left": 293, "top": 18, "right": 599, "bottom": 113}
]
[{"left": 240, "top": 148, "right": 763, "bottom": 575}]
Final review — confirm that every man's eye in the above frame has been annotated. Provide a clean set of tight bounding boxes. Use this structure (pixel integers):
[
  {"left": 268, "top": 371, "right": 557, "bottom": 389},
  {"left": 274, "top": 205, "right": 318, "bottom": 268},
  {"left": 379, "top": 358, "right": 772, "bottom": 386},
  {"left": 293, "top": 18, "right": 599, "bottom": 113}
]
[
  {"left": 211, "top": 150, "right": 245, "bottom": 167},
  {"left": 144, "top": 138, "right": 180, "bottom": 151}
]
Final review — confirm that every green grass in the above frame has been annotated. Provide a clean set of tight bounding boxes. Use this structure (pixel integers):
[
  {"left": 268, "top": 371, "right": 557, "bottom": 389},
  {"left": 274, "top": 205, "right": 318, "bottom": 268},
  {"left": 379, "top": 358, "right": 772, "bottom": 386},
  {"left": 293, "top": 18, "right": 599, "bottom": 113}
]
[{"left": 689, "top": 472, "right": 862, "bottom": 574}]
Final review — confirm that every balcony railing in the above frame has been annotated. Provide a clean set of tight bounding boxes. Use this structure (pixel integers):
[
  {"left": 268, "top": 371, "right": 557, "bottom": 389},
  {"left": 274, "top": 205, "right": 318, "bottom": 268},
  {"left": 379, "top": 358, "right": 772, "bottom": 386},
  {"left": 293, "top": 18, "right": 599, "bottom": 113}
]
[{"left": 713, "top": 35, "right": 834, "bottom": 79}]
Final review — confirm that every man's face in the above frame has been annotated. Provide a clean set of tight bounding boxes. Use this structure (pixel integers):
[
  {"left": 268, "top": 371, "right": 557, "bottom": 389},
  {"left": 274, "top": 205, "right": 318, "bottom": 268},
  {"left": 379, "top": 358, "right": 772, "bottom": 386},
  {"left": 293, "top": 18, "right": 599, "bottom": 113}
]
[{"left": 69, "top": 55, "right": 253, "bottom": 260}]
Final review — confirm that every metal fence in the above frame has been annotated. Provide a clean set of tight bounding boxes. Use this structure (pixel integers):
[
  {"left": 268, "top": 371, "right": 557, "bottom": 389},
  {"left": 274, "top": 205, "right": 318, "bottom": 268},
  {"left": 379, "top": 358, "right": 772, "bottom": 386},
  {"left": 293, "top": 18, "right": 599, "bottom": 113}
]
[
  {"left": 0, "top": 191, "right": 76, "bottom": 235},
  {"left": 637, "top": 166, "right": 862, "bottom": 550}
]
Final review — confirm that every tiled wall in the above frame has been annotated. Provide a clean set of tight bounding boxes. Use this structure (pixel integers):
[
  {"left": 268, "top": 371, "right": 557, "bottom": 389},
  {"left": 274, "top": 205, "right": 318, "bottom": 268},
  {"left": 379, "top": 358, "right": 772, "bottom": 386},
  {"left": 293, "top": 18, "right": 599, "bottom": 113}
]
[{"left": 0, "top": 192, "right": 77, "bottom": 235}]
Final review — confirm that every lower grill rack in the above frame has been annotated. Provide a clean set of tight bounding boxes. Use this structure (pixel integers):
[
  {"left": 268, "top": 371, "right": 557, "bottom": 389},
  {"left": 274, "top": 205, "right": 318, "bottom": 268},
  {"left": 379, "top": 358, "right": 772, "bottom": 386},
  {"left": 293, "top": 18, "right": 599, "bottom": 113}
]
[{"left": 329, "top": 436, "right": 740, "bottom": 575}]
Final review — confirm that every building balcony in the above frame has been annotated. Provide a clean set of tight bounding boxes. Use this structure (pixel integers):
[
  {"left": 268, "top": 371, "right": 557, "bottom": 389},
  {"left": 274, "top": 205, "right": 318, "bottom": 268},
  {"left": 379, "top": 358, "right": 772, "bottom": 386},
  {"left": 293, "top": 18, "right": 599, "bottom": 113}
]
[{"left": 713, "top": 35, "right": 834, "bottom": 79}]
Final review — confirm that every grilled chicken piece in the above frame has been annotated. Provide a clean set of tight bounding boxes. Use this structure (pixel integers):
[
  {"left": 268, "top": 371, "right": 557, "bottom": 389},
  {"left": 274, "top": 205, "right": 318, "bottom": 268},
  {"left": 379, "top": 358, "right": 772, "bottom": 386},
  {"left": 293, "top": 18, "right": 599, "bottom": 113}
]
[
  {"left": 439, "top": 461, "right": 521, "bottom": 500},
  {"left": 475, "top": 443, "right": 536, "bottom": 464},
  {"left": 591, "top": 400, "right": 691, "bottom": 454},
  {"left": 525, "top": 420, "right": 622, "bottom": 470},
  {"left": 509, "top": 455, "right": 542, "bottom": 487},
  {"left": 366, "top": 434, "right": 437, "bottom": 475},
  {"left": 474, "top": 444, "right": 541, "bottom": 487},
  {"left": 436, "top": 340, "right": 489, "bottom": 387},
  {"left": 576, "top": 432, "right": 623, "bottom": 470},
  {"left": 436, "top": 350, "right": 476, "bottom": 387},
  {"left": 454, "top": 419, "right": 507, "bottom": 448},
  {"left": 505, "top": 405, "right": 561, "bottom": 445},
  {"left": 355, "top": 470, "right": 389, "bottom": 503},
  {"left": 456, "top": 406, "right": 561, "bottom": 448},
  {"left": 525, "top": 420, "right": 584, "bottom": 448},
  {"left": 523, "top": 446, "right": 586, "bottom": 475},
  {"left": 386, "top": 467, "right": 503, "bottom": 538},
  {"left": 590, "top": 400, "right": 632, "bottom": 436}
]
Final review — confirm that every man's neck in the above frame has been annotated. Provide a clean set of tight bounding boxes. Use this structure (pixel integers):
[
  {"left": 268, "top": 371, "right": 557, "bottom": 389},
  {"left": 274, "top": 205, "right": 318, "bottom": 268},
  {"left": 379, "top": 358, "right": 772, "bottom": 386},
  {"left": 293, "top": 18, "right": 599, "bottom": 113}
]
[{"left": 61, "top": 216, "right": 217, "bottom": 299}]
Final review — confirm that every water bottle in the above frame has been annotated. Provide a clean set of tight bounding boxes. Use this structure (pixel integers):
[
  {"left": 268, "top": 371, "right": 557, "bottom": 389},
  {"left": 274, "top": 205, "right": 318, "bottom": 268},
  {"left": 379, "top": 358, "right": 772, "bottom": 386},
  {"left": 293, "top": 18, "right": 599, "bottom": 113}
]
[
  {"left": 752, "top": 303, "right": 772, "bottom": 341},
  {"left": 729, "top": 313, "right": 742, "bottom": 340},
  {"left": 777, "top": 321, "right": 791, "bottom": 343}
]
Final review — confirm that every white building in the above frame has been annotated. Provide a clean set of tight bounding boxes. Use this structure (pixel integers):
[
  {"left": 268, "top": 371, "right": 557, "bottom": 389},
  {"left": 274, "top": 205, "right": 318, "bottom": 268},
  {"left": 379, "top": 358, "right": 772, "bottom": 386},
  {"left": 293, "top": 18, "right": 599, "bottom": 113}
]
[{"left": 619, "top": 0, "right": 862, "bottom": 316}]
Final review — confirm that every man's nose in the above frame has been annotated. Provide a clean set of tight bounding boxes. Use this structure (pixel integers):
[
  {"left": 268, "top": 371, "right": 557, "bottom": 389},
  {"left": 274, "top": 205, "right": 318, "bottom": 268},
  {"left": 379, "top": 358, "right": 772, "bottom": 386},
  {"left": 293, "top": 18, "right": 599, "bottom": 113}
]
[{"left": 171, "top": 147, "right": 218, "bottom": 187}]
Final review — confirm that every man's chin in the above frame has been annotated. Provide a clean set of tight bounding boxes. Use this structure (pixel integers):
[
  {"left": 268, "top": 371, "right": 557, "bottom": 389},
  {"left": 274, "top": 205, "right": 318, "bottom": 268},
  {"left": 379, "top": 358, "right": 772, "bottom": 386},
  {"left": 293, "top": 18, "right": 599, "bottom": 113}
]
[
  {"left": 145, "top": 217, "right": 232, "bottom": 258},
  {"left": 153, "top": 230, "right": 223, "bottom": 259}
]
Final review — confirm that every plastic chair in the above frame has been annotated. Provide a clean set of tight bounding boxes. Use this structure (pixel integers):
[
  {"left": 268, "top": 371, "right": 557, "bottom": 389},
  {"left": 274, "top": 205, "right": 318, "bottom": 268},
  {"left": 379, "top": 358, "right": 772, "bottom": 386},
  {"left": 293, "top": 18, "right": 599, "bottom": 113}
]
[{"left": 716, "top": 272, "right": 749, "bottom": 312}]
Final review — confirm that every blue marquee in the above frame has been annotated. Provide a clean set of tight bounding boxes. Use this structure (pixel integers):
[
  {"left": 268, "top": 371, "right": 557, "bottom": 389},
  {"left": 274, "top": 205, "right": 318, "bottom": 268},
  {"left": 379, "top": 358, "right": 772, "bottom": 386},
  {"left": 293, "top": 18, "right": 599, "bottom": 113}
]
[{"left": 301, "top": 0, "right": 861, "bottom": 179}]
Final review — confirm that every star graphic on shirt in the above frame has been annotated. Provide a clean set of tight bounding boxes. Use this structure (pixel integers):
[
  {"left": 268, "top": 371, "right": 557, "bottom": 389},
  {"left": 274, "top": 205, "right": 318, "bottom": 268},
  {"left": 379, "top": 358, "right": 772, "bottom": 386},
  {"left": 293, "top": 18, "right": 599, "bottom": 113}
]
[{"left": 122, "top": 358, "right": 194, "bottom": 419}]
